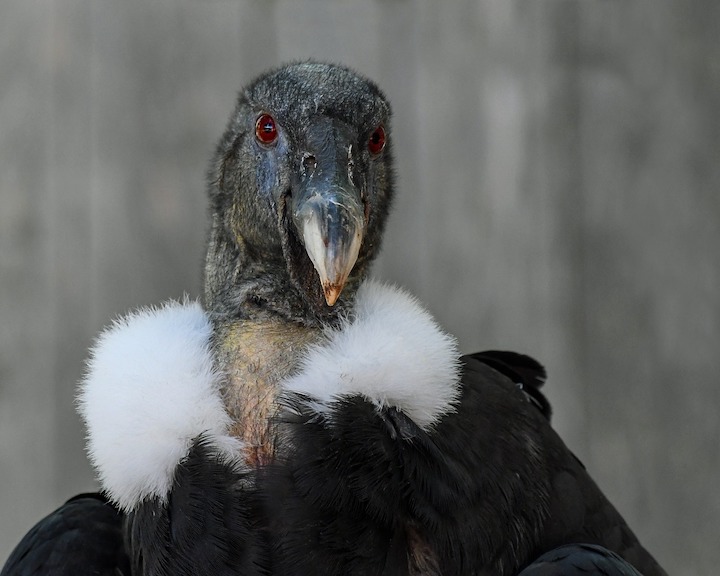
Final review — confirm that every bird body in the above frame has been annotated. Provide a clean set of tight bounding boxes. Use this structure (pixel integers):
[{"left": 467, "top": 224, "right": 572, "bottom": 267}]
[{"left": 1, "top": 62, "right": 667, "bottom": 576}]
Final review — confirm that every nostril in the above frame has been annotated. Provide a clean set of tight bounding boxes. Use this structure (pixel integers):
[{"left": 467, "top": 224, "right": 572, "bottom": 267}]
[{"left": 301, "top": 153, "right": 317, "bottom": 175}]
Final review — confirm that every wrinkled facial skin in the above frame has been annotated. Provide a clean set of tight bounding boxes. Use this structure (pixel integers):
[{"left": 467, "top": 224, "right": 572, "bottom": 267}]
[{"left": 208, "top": 62, "right": 394, "bottom": 316}]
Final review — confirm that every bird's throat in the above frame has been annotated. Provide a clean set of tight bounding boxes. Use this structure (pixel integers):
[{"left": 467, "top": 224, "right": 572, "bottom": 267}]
[{"left": 213, "top": 317, "right": 321, "bottom": 467}]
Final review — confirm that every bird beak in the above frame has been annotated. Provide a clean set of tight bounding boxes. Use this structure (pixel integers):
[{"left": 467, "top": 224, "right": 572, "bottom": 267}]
[
  {"left": 292, "top": 184, "right": 364, "bottom": 307},
  {"left": 291, "top": 123, "right": 365, "bottom": 306}
]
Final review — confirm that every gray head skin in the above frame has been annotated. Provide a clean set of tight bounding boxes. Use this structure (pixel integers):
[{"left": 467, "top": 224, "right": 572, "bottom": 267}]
[{"left": 203, "top": 62, "right": 394, "bottom": 326}]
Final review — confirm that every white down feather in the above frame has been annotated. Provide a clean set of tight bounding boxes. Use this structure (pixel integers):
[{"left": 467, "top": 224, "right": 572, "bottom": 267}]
[
  {"left": 77, "top": 300, "right": 241, "bottom": 513},
  {"left": 282, "top": 280, "right": 462, "bottom": 428}
]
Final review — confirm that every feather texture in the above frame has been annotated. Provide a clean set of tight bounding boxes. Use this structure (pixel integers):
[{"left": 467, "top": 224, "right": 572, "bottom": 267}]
[
  {"left": 282, "top": 280, "right": 462, "bottom": 428},
  {"left": 77, "top": 299, "right": 242, "bottom": 512}
]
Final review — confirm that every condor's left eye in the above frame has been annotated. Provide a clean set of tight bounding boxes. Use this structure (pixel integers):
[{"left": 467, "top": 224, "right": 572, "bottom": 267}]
[
  {"left": 368, "top": 125, "right": 386, "bottom": 155},
  {"left": 255, "top": 114, "right": 278, "bottom": 145}
]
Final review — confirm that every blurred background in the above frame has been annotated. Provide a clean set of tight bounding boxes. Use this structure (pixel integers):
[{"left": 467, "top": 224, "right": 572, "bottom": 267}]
[{"left": 1, "top": 1, "right": 718, "bottom": 573}]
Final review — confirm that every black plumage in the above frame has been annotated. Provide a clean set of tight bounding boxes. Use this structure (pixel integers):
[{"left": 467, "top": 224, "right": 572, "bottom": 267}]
[
  {"left": 259, "top": 353, "right": 663, "bottom": 575},
  {"left": 517, "top": 544, "right": 643, "bottom": 575},
  {"left": 2, "top": 62, "right": 667, "bottom": 576},
  {"left": 125, "top": 439, "right": 265, "bottom": 576},
  {"left": 0, "top": 494, "right": 129, "bottom": 576}
]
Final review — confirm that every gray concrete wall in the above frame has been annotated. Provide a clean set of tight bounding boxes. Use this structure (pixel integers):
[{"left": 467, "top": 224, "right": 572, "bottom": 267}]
[{"left": 1, "top": 2, "right": 718, "bottom": 573}]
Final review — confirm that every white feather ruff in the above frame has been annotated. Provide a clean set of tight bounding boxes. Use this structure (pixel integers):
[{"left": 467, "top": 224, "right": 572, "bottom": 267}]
[
  {"left": 77, "top": 282, "right": 460, "bottom": 512},
  {"left": 282, "top": 280, "right": 462, "bottom": 428},
  {"left": 77, "top": 300, "right": 241, "bottom": 513}
]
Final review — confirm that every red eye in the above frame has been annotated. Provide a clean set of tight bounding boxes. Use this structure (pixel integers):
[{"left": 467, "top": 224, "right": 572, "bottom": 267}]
[
  {"left": 368, "top": 125, "right": 386, "bottom": 155},
  {"left": 255, "top": 114, "right": 278, "bottom": 145}
]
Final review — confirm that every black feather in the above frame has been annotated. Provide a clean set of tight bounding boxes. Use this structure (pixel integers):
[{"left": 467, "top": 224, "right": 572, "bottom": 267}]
[
  {"left": 518, "top": 544, "right": 643, "bottom": 575},
  {"left": 468, "top": 350, "right": 552, "bottom": 420},
  {"left": 0, "top": 493, "right": 129, "bottom": 576},
  {"left": 124, "top": 437, "right": 267, "bottom": 576}
]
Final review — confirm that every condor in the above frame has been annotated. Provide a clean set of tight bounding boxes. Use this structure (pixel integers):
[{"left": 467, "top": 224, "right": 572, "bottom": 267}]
[{"left": 2, "top": 63, "right": 666, "bottom": 576}]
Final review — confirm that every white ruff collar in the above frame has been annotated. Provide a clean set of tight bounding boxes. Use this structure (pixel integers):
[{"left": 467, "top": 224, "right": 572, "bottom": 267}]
[{"left": 78, "top": 280, "right": 461, "bottom": 512}]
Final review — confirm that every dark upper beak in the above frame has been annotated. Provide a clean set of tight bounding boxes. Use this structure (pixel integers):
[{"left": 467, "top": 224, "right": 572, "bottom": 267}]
[{"left": 290, "top": 119, "right": 365, "bottom": 306}]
